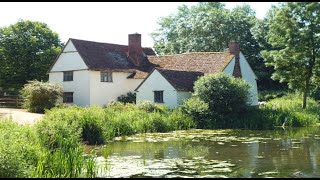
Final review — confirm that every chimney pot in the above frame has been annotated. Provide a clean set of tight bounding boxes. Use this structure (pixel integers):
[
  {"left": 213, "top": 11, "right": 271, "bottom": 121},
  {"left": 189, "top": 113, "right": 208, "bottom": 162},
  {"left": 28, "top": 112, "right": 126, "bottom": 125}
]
[{"left": 228, "top": 41, "right": 240, "bottom": 55}]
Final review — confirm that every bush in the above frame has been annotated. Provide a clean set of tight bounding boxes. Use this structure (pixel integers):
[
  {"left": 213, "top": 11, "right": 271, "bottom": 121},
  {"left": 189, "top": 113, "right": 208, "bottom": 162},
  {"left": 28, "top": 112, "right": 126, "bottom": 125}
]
[
  {"left": 193, "top": 73, "right": 251, "bottom": 115},
  {"left": 20, "top": 80, "right": 63, "bottom": 113},
  {"left": 117, "top": 91, "right": 136, "bottom": 104},
  {"left": 166, "top": 108, "right": 196, "bottom": 130},
  {"left": 136, "top": 101, "right": 169, "bottom": 113},
  {"left": 181, "top": 97, "right": 211, "bottom": 128},
  {"left": 184, "top": 73, "right": 251, "bottom": 128}
]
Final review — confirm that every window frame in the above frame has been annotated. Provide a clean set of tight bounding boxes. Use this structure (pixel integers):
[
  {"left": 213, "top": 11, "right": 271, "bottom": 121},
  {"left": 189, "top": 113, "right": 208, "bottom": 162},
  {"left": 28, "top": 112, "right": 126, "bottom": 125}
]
[
  {"left": 100, "top": 71, "right": 113, "bottom": 82},
  {"left": 63, "top": 92, "right": 74, "bottom": 103},
  {"left": 63, "top": 71, "right": 73, "bottom": 81},
  {"left": 154, "top": 91, "right": 164, "bottom": 103}
]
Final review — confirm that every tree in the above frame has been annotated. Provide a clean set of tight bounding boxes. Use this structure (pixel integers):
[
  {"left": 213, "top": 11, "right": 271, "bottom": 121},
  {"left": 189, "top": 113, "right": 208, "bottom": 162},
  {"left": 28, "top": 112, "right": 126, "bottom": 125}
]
[
  {"left": 250, "top": 4, "right": 287, "bottom": 90},
  {"left": 0, "top": 19, "right": 63, "bottom": 92},
  {"left": 151, "top": 2, "right": 273, "bottom": 91},
  {"left": 261, "top": 2, "right": 320, "bottom": 108}
]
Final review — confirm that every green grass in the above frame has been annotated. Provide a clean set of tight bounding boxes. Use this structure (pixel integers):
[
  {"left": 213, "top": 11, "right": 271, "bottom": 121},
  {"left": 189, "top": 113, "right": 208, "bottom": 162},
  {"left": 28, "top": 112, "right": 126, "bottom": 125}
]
[
  {"left": 38, "top": 102, "right": 195, "bottom": 146},
  {"left": 0, "top": 118, "right": 98, "bottom": 178},
  {"left": 258, "top": 90, "right": 288, "bottom": 102},
  {"left": 263, "top": 93, "right": 320, "bottom": 127},
  {"left": 237, "top": 93, "right": 320, "bottom": 129},
  {"left": 0, "top": 95, "right": 318, "bottom": 177}
]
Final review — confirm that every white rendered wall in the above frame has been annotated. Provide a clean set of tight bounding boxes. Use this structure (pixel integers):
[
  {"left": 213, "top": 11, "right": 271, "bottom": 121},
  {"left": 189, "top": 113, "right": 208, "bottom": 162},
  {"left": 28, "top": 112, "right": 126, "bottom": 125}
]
[
  {"left": 239, "top": 52, "right": 258, "bottom": 106},
  {"left": 50, "top": 41, "right": 88, "bottom": 72},
  {"left": 177, "top": 91, "right": 192, "bottom": 105},
  {"left": 136, "top": 70, "right": 177, "bottom": 108},
  {"left": 89, "top": 71, "right": 143, "bottom": 107},
  {"left": 222, "top": 53, "right": 259, "bottom": 106},
  {"left": 48, "top": 70, "right": 90, "bottom": 106}
]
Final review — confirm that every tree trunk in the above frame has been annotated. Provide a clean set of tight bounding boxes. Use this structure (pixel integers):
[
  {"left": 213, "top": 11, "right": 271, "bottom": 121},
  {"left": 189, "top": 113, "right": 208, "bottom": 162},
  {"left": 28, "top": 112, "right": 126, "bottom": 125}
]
[
  {"left": 302, "top": 80, "right": 309, "bottom": 109},
  {"left": 302, "top": 59, "right": 313, "bottom": 109}
]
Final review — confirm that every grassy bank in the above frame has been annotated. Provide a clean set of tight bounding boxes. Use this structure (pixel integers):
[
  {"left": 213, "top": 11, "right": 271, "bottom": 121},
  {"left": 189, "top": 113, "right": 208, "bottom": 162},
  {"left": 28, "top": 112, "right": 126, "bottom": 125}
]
[
  {"left": 0, "top": 119, "right": 97, "bottom": 178},
  {"left": 0, "top": 102, "right": 195, "bottom": 177},
  {"left": 38, "top": 102, "right": 195, "bottom": 146},
  {"left": 237, "top": 93, "right": 320, "bottom": 129},
  {"left": 0, "top": 95, "right": 318, "bottom": 177}
]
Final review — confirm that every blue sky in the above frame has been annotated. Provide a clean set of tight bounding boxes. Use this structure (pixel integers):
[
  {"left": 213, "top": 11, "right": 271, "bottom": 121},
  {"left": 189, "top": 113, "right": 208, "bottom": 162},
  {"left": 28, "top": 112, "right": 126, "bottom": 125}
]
[{"left": 0, "top": 2, "right": 278, "bottom": 47}]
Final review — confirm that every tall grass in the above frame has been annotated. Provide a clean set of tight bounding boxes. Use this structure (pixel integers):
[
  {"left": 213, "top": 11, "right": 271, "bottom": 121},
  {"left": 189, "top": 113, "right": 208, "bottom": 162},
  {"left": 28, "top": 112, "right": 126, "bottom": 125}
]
[
  {"left": 0, "top": 119, "right": 42, "bottom": 177},
  {"left": 30, "top": 133, "right": 97, "bottom": 178},
  {"left": 38, "top": 102, "right": 195, "bottom": 146},
  {"left": 0, "top": 118, "right": 98, "bottom": 178},
  {"left": 264, "top": 93, "right": 320, "bottom": 127},
  {"left": 237, "top": 93, "right": 320, "bottom": 129}
]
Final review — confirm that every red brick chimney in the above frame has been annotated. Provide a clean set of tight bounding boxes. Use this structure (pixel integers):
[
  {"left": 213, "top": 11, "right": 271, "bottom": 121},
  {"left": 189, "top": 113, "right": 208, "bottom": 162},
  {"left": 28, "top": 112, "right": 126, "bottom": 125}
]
[
  {"left": 229, "top": 41, "right": 242, "bottom": 78},
  {"left": 128, "top": 33, "right": 144, "bottom": 66}
]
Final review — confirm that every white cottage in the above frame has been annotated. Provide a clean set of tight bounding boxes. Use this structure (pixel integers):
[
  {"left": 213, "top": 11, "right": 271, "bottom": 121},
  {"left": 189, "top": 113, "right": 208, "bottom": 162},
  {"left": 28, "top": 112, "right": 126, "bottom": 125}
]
[
  {"left": 135, "top": 42, "right": 258, "bottom": 108},
  {"left": 48, "top": 34, "right": 258, "bottom": 108},
  {"left": 48, "top": 33, "right": 156, "bottom": 106}
]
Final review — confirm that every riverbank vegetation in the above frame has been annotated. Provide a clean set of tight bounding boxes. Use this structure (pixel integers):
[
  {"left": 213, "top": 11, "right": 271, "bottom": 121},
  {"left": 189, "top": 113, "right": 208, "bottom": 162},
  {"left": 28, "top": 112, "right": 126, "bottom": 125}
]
[
  {"left": 0, "top": 119, "right": 97, "bottom": 178},
  {"left": 1, "top": 92, "right": 319, "bottom": 177}
]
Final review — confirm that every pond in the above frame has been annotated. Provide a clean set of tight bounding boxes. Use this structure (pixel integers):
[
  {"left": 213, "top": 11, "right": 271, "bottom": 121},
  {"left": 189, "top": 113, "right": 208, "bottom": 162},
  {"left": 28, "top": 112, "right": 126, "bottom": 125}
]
[{"left": 87, "top": 127, "right": 320, "bottom": 178}]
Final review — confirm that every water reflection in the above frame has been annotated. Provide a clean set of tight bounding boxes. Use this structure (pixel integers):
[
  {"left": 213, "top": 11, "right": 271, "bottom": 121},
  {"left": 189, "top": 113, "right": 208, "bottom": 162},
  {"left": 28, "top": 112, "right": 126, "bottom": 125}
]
[{"left": 87, "top": 126, "right": 320, "bottom": 178}]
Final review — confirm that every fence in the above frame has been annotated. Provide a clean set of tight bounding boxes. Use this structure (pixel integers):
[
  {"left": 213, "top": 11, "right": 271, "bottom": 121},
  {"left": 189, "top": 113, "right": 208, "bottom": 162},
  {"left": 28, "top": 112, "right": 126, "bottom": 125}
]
[{"left": 0, "top": 95, "right": 23, "bottom": 108}]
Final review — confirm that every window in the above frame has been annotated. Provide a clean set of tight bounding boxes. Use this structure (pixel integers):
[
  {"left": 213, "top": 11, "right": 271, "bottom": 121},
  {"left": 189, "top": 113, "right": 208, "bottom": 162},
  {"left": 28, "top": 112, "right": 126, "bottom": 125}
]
[
  {"left": 154, "top": 91, "right": 164, "bottom": 103},
  {"left": 101, "top": 71, "right": 113, "bottom": 82},
  {"left": 63, "top": 92, "right": 73, "bottom": 103},
  {"left": 63, "top": 71, "right": 73, "bottom": 81}
]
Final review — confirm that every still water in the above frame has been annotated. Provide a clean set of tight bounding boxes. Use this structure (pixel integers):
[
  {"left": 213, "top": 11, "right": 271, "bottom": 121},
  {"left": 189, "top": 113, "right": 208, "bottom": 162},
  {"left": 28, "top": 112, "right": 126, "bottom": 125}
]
[{"left": 88, "top": 127, "right": 320, "bottom": 178}]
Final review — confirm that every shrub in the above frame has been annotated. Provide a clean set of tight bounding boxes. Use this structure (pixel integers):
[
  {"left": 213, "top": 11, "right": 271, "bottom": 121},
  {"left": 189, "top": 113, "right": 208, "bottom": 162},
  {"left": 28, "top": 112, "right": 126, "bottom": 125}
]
[
  {"left": 186, "top": 72, "right": 251, "bottom": 128},
  {"left": 117, "top": 91, "right": 136, "bottom": 104},
  {"left": 166, "top": 108, "right": 196, "bottom": 130},
  {"left": 181, "top": 97, "right": 211, "bottom": 128},
  {"left": 20, "top": 80, "right": 63, "bottom": 113},
  {"left": 193, "top": 73, "right": 251, "bottom": 115},
  {"left": 136, "top": 101, "right": 169, "bottom": 113}
]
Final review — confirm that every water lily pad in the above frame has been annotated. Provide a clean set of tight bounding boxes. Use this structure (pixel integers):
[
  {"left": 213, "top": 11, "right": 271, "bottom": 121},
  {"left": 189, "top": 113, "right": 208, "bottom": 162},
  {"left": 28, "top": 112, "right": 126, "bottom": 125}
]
[{"left": 258, "top": 171, "right": 279, "bottom": 176}]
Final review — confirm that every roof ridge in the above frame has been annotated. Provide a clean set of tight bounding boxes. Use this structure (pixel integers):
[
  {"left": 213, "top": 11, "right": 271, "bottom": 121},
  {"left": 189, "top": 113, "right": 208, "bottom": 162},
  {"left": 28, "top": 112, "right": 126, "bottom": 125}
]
[
  {"left": 156, "top": 67, "right": 204, "bottom": 73},
  {"left": 147, "top": 51, "right": 228, "bottom": 57},
  {"left": 70, "top": 38, "right": 153, "bottom": 49},
  {"left": 70, "top": 38, "right": 128, "bottom": 47}
]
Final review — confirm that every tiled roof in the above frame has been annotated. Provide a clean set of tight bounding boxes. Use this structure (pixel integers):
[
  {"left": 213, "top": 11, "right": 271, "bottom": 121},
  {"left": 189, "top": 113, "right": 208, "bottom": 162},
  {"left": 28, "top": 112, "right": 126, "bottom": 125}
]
[
  {"left": 130, "top": 52, "right": 234, "bottom": 79},
  {"left": 156, "top": 68, "right": 204, "bottom": 91},
  {"left": 63, "top": 39, "right": 234, "bottom": 82},
  {"left": 148, "top": 52, "right": 233, "bottom": 73},
  {"left": 70, "top": 38, "right": 156, "bottom": 72}
]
